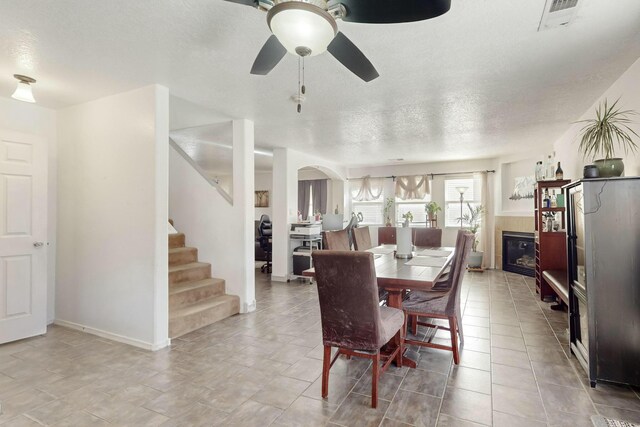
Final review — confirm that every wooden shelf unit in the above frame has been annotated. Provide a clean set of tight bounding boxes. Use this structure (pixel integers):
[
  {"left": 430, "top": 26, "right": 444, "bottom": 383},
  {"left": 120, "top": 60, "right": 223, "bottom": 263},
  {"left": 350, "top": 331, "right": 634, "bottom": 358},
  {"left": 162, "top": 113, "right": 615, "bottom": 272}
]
[{"left": 534, "top": 180, "right": 571, "bottom": 300}]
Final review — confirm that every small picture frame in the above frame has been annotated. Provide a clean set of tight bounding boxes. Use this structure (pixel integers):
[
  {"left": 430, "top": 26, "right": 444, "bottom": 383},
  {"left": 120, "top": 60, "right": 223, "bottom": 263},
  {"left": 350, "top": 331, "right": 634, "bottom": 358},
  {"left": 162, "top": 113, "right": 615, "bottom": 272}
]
[{"left": 255, "top": 190, "right": 269, "bottom": 207}]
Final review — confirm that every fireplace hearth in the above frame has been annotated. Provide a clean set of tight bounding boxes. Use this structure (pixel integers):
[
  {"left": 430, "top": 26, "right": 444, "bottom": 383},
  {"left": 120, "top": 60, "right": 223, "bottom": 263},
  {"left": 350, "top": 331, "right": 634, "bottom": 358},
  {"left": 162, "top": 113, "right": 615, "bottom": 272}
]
[{"left": 502, "top": 231, "right": 535, "bottom": 277}]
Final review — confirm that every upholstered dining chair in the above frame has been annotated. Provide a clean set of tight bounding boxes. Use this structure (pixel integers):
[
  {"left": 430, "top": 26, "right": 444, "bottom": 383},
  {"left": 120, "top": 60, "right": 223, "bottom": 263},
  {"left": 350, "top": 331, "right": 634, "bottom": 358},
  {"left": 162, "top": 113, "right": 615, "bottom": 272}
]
[
  {"left": 352, "top": 226, "right": 373, "bottom": 251},
  {"left": 412, "top": 228, "right": 443, "bottom": 247},
  {"left": 313, "top": 251, "right": 405, "bottom": 408},
  {"left": 403, "top": 230, "right": 473, "bottom": 364},
  {"left": 377, "top": 227, "right": 396, "bottom": 245},
  {"left": 323, "top": 229, "right": 351, "bottom": 251}
]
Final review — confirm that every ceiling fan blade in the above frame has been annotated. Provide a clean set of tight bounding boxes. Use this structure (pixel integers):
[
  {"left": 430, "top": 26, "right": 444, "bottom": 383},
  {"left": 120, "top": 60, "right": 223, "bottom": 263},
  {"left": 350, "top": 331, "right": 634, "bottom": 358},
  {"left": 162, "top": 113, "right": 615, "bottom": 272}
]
[
  {"left": 223, "top": 0, "right": 258, "bottom": 7},
  {"left": 337, "top": 0, "right": 451, "bottom": 24},
  {"left": 327, "top": 32, "right": 379, "bottom": 82},
  {"left": 250, "top": 35, "right": 287, "bottom": 75}
]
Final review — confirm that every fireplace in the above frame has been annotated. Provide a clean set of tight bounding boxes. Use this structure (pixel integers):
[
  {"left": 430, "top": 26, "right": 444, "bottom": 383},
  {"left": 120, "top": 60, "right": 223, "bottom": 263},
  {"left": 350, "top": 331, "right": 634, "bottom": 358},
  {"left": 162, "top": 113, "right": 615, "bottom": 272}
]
[{"left": 502, "top": 231, "right": 535, "bottom": 277}]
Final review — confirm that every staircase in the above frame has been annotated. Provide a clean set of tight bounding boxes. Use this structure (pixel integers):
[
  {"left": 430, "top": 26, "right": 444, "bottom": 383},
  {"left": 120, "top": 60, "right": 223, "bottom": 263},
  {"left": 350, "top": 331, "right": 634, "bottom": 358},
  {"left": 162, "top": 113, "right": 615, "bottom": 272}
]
[{"left": 169, "top": 232, "right": 239, "bottom": 338}]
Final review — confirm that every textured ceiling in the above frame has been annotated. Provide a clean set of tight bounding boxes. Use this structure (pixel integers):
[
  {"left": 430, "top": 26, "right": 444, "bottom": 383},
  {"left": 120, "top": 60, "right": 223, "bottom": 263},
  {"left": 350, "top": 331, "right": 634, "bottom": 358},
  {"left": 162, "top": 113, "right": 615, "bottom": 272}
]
[{"left": 1, "top": 0, "right": 639, "bottom": 167}]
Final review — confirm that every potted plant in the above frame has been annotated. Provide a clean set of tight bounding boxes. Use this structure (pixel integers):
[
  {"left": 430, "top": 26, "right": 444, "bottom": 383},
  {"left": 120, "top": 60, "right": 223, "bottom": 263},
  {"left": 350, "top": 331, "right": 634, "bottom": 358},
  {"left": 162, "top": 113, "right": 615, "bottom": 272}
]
[
  {"left": 577, "top": 98, "right": 638, "bottom": 177},
  {"left": 424, "top": 201, "right": 441, "bottom": 222},
  {"left": 401, "top": 211, "right": 413, "bottom": 227},
  {"left": 458, "top": 203, "right": 485, "bottom": 268},
  {"left": 383, "top": 197, "right": 394, "bottom": 226}
]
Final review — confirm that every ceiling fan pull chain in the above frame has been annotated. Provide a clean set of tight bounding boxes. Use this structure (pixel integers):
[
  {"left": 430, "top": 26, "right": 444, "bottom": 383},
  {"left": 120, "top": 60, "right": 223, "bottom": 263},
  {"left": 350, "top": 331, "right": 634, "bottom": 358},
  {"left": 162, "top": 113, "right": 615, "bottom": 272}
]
[
  {"left": 302, "top": 56, "right": 306, "bottom": 95},
  {"left": 297, "top": 56, "right": 302, "bottom": 113}
]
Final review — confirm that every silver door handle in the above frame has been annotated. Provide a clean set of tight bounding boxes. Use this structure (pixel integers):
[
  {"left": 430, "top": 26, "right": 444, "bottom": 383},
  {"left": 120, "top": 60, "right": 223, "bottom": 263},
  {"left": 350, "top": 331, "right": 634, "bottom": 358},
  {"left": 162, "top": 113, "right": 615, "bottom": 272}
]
[{"left": 33, "top": 242, "right": 44, "bottom": 248}]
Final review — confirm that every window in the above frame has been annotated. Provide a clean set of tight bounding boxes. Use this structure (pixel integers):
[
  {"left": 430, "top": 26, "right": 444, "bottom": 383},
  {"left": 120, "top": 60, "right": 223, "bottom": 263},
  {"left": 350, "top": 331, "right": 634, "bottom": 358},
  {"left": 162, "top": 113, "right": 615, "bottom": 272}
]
[
  {"left": 350, "top": 176, "right": 384, "bottom": 225},
  {"left": 352, "top": 200, "right": 384, "bottom": 225},
  {"left": 444, "top": 177, "right": 479, "bottom": 227},
  {"left": 395, "top": 194, "right": 431, "bottom": 226}
]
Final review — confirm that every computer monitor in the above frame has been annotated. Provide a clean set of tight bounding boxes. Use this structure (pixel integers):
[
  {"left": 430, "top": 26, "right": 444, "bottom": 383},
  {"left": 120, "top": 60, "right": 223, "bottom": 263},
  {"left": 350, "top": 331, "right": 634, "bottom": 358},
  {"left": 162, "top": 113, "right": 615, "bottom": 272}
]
[{"left": 322, "top": 214, "right": 344, "bottom": 231}]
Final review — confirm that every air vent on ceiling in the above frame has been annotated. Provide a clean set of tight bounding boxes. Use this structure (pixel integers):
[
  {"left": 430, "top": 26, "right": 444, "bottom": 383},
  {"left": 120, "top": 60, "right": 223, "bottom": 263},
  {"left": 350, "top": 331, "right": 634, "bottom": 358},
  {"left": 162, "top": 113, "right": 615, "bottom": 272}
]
[
  {"left": 550, "top": 0, "right": 578, "bottom": 13},
  {"left": 538, "top": 0, "right": 581, "bottom": 31}
]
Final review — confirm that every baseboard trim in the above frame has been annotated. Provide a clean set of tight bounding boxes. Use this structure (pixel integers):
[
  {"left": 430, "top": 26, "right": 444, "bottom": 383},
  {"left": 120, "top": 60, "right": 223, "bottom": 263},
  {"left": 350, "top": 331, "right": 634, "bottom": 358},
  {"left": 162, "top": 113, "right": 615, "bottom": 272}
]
[
  {"left": 242, "top": 299, "right": 257, "bottom": 313},
  {"left": 53, "top": 319, "right": 170, "bottom": 351},
  {"left": 271, "top": 275, "right": 288, "bottom": 282}
]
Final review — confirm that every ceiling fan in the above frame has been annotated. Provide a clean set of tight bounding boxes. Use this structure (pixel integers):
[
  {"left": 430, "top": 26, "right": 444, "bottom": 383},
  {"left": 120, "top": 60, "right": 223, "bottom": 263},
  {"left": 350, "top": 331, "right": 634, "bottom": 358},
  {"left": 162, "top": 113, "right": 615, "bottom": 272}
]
[{"left": 224, "top": 0, "right": 451, "bottom": 82}]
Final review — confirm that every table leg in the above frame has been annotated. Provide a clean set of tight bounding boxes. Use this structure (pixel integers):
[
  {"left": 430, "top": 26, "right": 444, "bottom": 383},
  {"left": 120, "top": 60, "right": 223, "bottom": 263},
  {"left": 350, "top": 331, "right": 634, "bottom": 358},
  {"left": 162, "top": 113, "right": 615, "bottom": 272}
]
[{"left": 386, "top": 290, "right": 417, "bottom": 369}]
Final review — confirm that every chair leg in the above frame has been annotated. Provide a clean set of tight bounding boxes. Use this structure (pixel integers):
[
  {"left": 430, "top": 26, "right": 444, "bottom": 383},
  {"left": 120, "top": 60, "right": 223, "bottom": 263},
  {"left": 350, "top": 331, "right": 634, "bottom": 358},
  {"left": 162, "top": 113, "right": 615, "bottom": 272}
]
[
  {"left": 411, "top": 315, "right": 418, "bottom": 336},
  {"left": 371, "top": 351, "right": 380, "bottom": 408},
  {"left": 322, "top": 345, "right": 331, "bottom": 399},
  {"left": 449, "top": 316, "right": 460, "bottom": 365},
  {"left": 396, "top": 323, "right": 404, "bottom": 368},
  {"left": 456, "top": 311, "right": 464, "bottom": 347}
]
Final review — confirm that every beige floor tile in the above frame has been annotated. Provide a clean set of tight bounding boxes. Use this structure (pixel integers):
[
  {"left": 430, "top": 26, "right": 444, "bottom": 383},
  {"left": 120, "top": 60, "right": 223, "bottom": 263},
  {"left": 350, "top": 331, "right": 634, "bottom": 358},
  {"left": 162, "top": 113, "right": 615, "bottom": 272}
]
[
  {"left": 221, "top": 399, "right": 282, "bottom": 427},
  {"left": 2, "top": 270, "right": 638, "bottom": 427}
]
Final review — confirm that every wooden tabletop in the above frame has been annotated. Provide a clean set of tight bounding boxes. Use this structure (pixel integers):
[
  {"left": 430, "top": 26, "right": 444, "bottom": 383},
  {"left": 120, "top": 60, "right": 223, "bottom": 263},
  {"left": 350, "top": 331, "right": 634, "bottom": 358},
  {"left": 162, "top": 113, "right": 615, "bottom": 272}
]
[{"left": 303, "top": 245, "right": 455, "bottom": 292}]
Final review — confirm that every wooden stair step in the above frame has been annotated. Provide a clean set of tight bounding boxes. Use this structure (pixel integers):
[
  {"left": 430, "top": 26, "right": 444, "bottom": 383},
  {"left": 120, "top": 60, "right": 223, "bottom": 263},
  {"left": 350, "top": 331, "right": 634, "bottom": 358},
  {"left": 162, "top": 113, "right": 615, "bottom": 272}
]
[
  {"left": 169, "top": 247, "right": 198, "bottom": 266},
  {"left": 169, "top": 295, "right": 240, "bottom": 338},
  {"left": 169, "top": 262, "right": 210, "bottom": 285},
  {"left": 169, "top": 233, "right": 185, "bottom": 249},
  {"left": 170, "top": 278, "right": 226, "bottom": 310}
]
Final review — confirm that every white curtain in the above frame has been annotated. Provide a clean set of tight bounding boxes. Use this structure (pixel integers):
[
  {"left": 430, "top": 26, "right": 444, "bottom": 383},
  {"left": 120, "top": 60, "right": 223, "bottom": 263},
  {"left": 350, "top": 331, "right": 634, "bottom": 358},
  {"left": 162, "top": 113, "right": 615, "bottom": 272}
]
[
  {"left": 350, "top": 175, "right": 384, "bottom": 201},
  {"left": 395, "top": 175, "right": 430, "bottom": 200},
  {"left": 475, "top": 171, "right": 491, "bottom": 269}
]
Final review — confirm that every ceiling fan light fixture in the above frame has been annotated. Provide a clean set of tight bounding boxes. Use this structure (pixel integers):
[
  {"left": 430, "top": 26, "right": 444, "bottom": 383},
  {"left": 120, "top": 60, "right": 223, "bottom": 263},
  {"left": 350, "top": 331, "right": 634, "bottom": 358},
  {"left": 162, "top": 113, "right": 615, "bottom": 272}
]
[
  {"left": 267, "top": 1, "right": 337, "bottom": 57},
  {"left": 11, "top": 74, "right": 36, "bottom": 103}
]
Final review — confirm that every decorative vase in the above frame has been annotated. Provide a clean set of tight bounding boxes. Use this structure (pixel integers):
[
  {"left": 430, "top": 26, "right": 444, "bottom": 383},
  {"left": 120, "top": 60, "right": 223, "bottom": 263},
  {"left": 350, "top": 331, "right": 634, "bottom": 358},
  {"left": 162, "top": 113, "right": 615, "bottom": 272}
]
[
  {"left": 594, "top": 158, "right": 624, "bottom": 177},
  {"left": 467, "top": 251, "right": 483, "bottom": 268}
]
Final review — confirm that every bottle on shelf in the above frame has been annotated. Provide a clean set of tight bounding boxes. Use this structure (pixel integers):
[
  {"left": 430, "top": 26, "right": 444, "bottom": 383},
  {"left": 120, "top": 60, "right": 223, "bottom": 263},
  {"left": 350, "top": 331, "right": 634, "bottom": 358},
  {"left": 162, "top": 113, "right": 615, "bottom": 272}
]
[
  {"left": 551, "top": 190, "right": 557, "bottom": 208},
  {"left": 535, "top": 161, "right": 542, "bottom": 181},
  {"left": 546, "top": 154, "right": 555, "bottom": 180},
  {"left": 543, "top": 188, "right": 550, "bottom": 208},
  {"left": 555, "top": 162, "right": 563, "bottom": 180}
]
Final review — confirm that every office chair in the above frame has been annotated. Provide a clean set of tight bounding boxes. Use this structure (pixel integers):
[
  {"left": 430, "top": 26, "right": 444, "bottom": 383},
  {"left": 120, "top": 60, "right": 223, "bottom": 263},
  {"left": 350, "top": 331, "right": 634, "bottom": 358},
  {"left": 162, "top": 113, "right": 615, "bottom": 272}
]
[{"left": 258, "top": 215, "right": 272, "bottom": 273}]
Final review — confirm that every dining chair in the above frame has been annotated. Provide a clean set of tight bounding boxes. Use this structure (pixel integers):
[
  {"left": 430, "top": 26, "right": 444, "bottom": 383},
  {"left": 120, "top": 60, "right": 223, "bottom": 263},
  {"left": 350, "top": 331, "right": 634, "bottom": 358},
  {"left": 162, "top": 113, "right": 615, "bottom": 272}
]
[
  {"left": 352, "top": 226, "right": 373, "bottom": 251},
  {"left": 377, "top": 226, "right": 396, "bottom": 245},
  {"left": 402, "top": 230, "right": 473, "bottom": 364},
  {"left": 324, "top": 229, "right": 351, "bottom": 251},
  {"left": 313, "top": 251, "right": 404, "bottom": 408},
  {"left": 412, "top": 228, "right": 443, "bottom": 247}
]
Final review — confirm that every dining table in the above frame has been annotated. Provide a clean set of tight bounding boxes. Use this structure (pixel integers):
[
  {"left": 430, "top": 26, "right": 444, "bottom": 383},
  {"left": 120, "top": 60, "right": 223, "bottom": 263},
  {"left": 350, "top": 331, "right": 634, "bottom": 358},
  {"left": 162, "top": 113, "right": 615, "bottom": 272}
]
[{"left": 303, "top": 244, "right": 455, "bottom": 368}]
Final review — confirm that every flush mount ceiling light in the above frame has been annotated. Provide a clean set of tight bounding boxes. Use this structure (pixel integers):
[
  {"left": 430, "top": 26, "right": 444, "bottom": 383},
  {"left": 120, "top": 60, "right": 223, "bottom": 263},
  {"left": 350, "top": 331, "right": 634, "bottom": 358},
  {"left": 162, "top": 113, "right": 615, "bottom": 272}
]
[{"left": 12, "top": 74, "right": 37, "bottom": 103}]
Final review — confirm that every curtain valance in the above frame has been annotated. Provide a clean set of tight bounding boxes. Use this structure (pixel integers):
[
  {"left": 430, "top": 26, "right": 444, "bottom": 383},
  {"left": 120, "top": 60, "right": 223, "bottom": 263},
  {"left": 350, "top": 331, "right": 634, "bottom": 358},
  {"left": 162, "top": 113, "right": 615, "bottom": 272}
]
[
  {"left": 350, "top": 175, "right": 384, "bottom": 201},
  {"left": 395, "top": 175, "right": 430, "bottom": 200}
]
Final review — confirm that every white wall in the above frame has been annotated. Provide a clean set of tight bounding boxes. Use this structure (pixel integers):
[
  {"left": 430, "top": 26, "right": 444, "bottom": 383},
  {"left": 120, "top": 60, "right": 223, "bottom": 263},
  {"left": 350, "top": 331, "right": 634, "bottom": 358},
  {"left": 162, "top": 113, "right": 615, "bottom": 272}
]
[
  {"left": 170, "top": 120, "right": 256, "bottom": 312},
  {"left": 0, "top": 96, "right": 57, "bottom": 324},
  {"left": 255, "top": 172, "right": 272, "bottom": 220},
  {"left": 56, "top": 85, "right": 169, "bottom": 350},
  {"left": 554, "top": 57, "right": 640, "bottom": 179}
]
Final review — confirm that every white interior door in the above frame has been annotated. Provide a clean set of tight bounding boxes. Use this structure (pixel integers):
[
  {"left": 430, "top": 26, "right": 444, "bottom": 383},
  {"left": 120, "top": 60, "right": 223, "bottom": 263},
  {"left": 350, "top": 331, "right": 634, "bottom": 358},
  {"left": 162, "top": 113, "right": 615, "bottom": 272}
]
[{"left": 0, "top": 130, "right": 47, "bottom": 344}]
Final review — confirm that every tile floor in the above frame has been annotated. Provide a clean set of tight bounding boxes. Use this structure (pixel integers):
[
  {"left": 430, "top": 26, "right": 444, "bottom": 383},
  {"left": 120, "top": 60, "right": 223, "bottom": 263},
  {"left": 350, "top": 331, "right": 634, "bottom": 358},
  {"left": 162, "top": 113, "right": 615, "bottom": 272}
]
[{"left": 1, "top": 270, "right": 640, "bottom": 426}]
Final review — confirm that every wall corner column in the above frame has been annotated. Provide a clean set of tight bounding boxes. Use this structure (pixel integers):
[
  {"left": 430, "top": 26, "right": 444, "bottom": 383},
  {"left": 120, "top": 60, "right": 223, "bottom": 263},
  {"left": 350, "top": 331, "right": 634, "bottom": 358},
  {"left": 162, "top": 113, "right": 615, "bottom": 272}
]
[{"left": 233, "top": 119, "right": 256, "bottom": 312}]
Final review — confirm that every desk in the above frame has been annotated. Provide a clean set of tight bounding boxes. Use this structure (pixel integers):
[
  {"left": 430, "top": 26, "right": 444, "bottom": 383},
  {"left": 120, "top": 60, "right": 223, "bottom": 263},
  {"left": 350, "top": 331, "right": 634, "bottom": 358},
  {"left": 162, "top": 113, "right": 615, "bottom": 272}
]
[
  {"left": 289, "top": 234, "right": 322, "bottom": 280},
  {"left": 303, "top": 244, "right": 454, "bottom": 368}
]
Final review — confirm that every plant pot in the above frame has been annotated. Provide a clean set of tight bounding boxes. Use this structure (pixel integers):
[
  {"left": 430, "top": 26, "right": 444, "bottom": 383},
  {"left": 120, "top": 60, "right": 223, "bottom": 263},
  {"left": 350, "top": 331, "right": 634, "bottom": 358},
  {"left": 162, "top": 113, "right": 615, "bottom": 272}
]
[
  {"left": 467, "top": 251, "right": 483, "bottom": 268},
  {"left": 594, "top": 158, "right": 624, "bottom": 177},
  {"left": 427, "top": 213, "right": 435, "bottom": 221}
]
